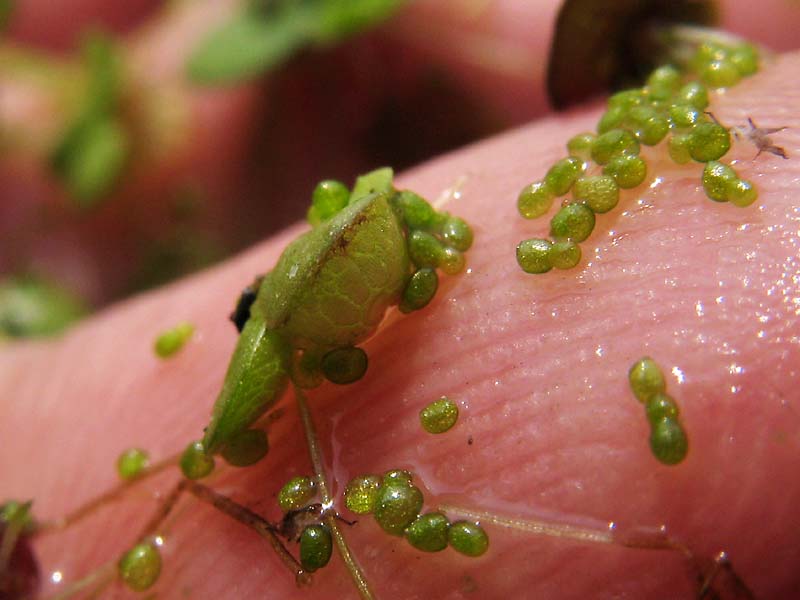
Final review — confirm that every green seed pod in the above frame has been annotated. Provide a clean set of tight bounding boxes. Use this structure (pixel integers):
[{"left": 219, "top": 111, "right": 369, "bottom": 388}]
[
  {"left": 573, "top": 175, "right": 619, "bottom": 213},
  {"left": 344, "top": 474, "right": 383, "bottom": 514},
  {"left": 702, "top": 161, "right": 737, "bottom": 202},
  {"left": 221, "top": 429, "right": 269, "bottom": 467},
  {"left": 439, "top": 247, "right": 466, "bottom": 275},
  {"left": 383, "top": 469, "right": 414, "bottom": 487},
  {"left": 544, "top": 157, "right": 584, "bottom": 197},
  {"left": 405, "top": 512, "right": 450, "bottom": 552},
  {"left": 447, "top": 521, "right": 489, "bottom": 557},
  {"left": 299, "top": 524, "right": 333, "bottom": 573},
  {"left": 310, "top": 180, "right": 350, "bottom": 225},
  {"left": 645, "top": 65, "right": 681, "bottom": 101},
  {"left": 730, "top": 43, "right": 759, "bottom": 77},
  {"left": 676, "top": 82, "right": 709, "bottom": 110},
  {"left": 180, "top": 440, "right": 215, "bottom": 480},
  {"left": 278, "top": 475, "right": 316, "bottom": 512},
  {"left": 153, "top": 322, "right": 194, "bottom": 358},
  {"left": 566, "top": 132, "right": 596, "bottom": 161},
  {"left": 649, "top": 417, "right": 689, "bottom": 465},
  {"left": 728, "top": 178, "right": 758, "bottom": 207},
  {"left": 668, "top": 104, "right": 703, "bottom": 130},
  {"left": 400, "top": 268, "right": 438, "bottom": 313},
  {"left": 550, "top": 203, "right": 596, "bottom": 243},
  {"left": 516, "top": 238, "right": 553, "bottom": 275},
  {"left": 441, "top": 216, "right": 474, "bottom": 252},
  {"left": 517, "top": 181, "right": 554, "bottom": 220},
  {"left": 701, "top": 59, "right": 741, "bottom": 88},
  {"left": 629, "top": 106, "right": 669, "bottom": 146},
  {"left": 321, "top": 346, "right": 368, "bottom": 385},
  {"left": 644, "top": 392, "right": 680, "bottom": 425},
  {"left": 550, "top": 240, "right": 582, "bottom": 270},
  {"left": 667, "top": 133, "right": 692, "bottom": 164},
  {"left": 591, "top": 129, "right": 639, "bottom": 165},
  {"left": 117, "top": 448, "right": 149, "bottom": 481},
  {"left": 393, "top": 190, "right": 437, "bottom": 230},
  {"left": 373, "top": 483, "right": 424, "bottom": 536},
  {"left": 118, "top": 542, "right": 162, "bottom": 592},
  {"left": 419, "top": 396, "right": 459, "bottom": 434},
  {"left": 689, "top": 122, "right": 731, "bottom": 163},
  {"left": 602, "top": 154, "right": 647, "bottom": 190},
  {"left": 628, "top": 356, "right": 666, "bottom": 403},
  {"left": 408, "top": 230, "right": 444, "bottom": 268},
  {"left": 596, "top": 106, "right": 627, "bottom": 134}
]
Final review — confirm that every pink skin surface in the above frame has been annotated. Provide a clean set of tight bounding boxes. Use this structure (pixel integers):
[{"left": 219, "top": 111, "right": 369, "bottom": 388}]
[{"left": 1, "top": 50, "right": 799, "bottom": 598}]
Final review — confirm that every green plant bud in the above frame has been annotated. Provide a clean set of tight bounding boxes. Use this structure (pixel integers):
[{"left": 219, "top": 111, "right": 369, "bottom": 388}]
[
  {"left": 310, "top": 180, "right": 349, "bottom": 224},
  {"left": 419, "top": 397, "right": 459, "bottom": 434},
  {"left": 405, "top": 512, "right": 450, "bottom": 552},
  {"left": 596, "top": 106, "right": 627, "bottom": 134},
  {"left": 447, "top": 521, "right": 489, "bottom": 557},
  {"left": 299, "top": 524, "right": 333, "bottom": 572},
  {"left": 692, "top": 42, "right": 728, "bottom": 69},
  {"left": 516, "top": 238, "right": 553, "bottom": 274},
  {"left": 180, "top": 440, "right": 215, "bottom": 480},
  {"left": 544, "top": 157, "right": 584, "bottom": 197},
  {"left": 550, "top": 203, "right": 596, "bottom": 242},
  {"left": 727, "top": 178, "right": 758, "bottom": 207},
  {"left": 602, "top": 154, "right": 647, "bottom": 189},
  {"left": 573, "top": 175, "right": 619, "bottom": 213},
  {"left": 676, "top": 82, "right": 709, "bottom": 110},
  {"left": 549, "top": 240, "right": 582, "bottom": 270},
  {"left": 629, "top": 106, "right": 669, "bottom": 146},
  {"left": 383, "top": 469, "right": 414, "bottom": 486},
  {"left": 649, "top": 418, "right": 689, "bottom": 465},
  {"left": 400, "top": 268, "right": 438, "bottom": 313},
  {"left": 517, "top": 181, "right": 554, "bottom": 219},
  {"left": 117, "top": 448, "right": 149, "bottom": 481},
  {"left": 153, "top": 322, "right": 194, "bottom": 358},
  {"left": 668, "top": 104, "right": 703, "bottom": 130},
  {"left": 644, "top": 392, "right": 680, "bottom": 425},
  {"left": 607, "top": 88, "right": 644, "bottom": 111},
  {"left": 278, "top": 476, "right": 316, "bottom": 512},
  {"left": 701, "top": 59, "right": 741, "bottom": 88},
  {"left": 566, "top": 132, "right": 596, "bottom": 161},
  {"left": 221, "top": 429, "right": 269, "bottom": 467},
  {"left": 408, "top": 230, "right": 444, "bottom": 268},
  {"left": 119, "top": 543, "right": 162, "bottom": 592},
  {"left": 689, "top": 122, "right": 731, "bottom": 162},
  {"left": 730, "top": 43, "right": 759, "bottom": 76},
  {"left": 439, "top": 247, "right": 466, "bottom": 275},
  {"left": 441, "top": 216, "right": 474, "bottom": 251},
  {"left": 645, "top": 65, "right": 681, "bottom": 100},
  {"left": 668, "top": 134, "right": 692, "bottom": 164},
  {"left": 321, "top": 346, "right": 368, "bottom": 385},
  {"left": 591, "top": 129, "right": 640, "bottom": 165},
  {"left": 394, "top": 190, "right": 437, "bottom": 230},
  {"left": 702, "top": 161, "right": 737, "bottom": 202},
  {"left": 628, "top": 357, "right": 666, "bottom": 403},
  {"left": 344, "top": 474, "right": 383, "bottom": 514},
  {"left": 373, "top": 484, "right": 424, "bottom": 535}
]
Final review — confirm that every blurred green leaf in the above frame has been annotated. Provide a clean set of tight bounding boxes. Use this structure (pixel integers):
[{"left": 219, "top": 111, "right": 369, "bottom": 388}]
[
  {"left": 0, "top": 276, "right": 88, "bottom": 339},
  {"left": 0, "top": 0, "right": 14, "bottom": 31}
]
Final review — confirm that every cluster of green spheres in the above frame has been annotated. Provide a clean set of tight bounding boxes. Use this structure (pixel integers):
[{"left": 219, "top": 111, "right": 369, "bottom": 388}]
[
  {"left": 343, "top": 469, "right": 489, "bottom": 557},
  {"left": 628, "top": 357, "right": 688, "bottom": 465},
  {"left": 306, "top": 168, "right": 473, "bottom": 314},
  {"left": 516, "top": 41, "right": 761, "bottom": 275},
  {"left": 274, "top": 474, "right": 332, "bottom": 572}
]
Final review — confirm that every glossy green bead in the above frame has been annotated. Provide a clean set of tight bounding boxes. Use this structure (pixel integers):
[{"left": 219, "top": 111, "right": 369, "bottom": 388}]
[
  {"left": 676, "top": 82, "right": 709, "bottom": 110},
  {"left": 439, "top": 246, "right": 465, "bottom": 275},
  {"left": 689, "top": 122, "right": 731, "bottom": 162},
  {"left": 394, "top": 190, "right": 437, "bottom": 230},
  {"left": 591, "top": 129, "right": 639, "bottom": 165},
  {"left": 383, "top": 469, "right": 414, "bottom": 487},
  {"left": 321, "top": 346, "right": 368, "bottom": 384},
  {"left": 550, "top": 203, "right": 595, "bottom": 242},
  {"left": 607, "top": 89, "right": 644, "bottom": 111},
  {"left": 566, "top": 132, "right": 596, "bottom": 161},
  {"left": 544, "top": 157, "right": 584, "bottom": 197},
  {"left": 596, "top": 106, "right": 627, "bottom": 134},
  {"left": 299, "top": 524, "right": 333, "bottom": 572},
  {"left": 629, "top": 106, "right": 669, "bottom": 146},
  {"left": 419, "top": 397, "right": 459, "bottom": 434},
  {"left": 550, "top": 240, "right": 582, "bottom": 270},
  {"left": 408, "top": 230, "right": 443, "bottom": 268},
  {"left": 701, "top": 59, "right": 741, "bottom": 88},
  {"left": 644, "top": 392, "right": 680, "bottom": 425},
  {"left": 310, "top": 180, "right": 349, "bottom": 223},
  {"left": 573, "top": 175, "right": 619, "bottom": 213},
  {"left": 645, "top": 65, "right": 681, "bottom": 100},
  {"left": 628, "top": 357, "right": 666, "bottom": 403},
  {"left": 603, "top": 154, "right": 647, "bottom": 190},
  {"left": 119, "top": 543, "right": 162, "bottom": 592},
  {"left": 668, "top": 133, "right": 692, "bottom": 164},
  {"left": 278, "top": 475, "right": 316, "bottom": 512},
  {"left": 221, "top": 428, "right": 269, "bottom": 467},
  {"left": 405, "top": 512, "right": 450, "bottom": 552},
  {"left": 728, "top": 178, "right": 758, "bottom": 207},
  {"left": 649, "top": 417, "right": 689, "bottom": 465},
  {"left": 153, "top": 322, "right": 194, "bottom": 358},
  {"left": 344, "top": 474, "right": 382, "bottom": 514},
  {"left": 441, "top": 216, "right": 474, "bottom": 251},
  {"left": 516, "top": 238, "right": 552, "bottom": 274},
  {"left": 730, "top": 43, "right": 759, "bottom": 76},
  {"left": 447, "top": 521, "right": 489, "bottom": 557},
  {"left": 517, "top": 181, "right": 554, "bottom": 219},
  {"left": 692, "top": 42, "right": 728, "bottom": 69},
  {"left": 400, "top": 268, "right": 438, "bottom": 313},
  {"left": 117, "top": 448, "right": 149, "bottom": 481},
  {"left": 180, "top": 440, "right": 215, "bottom": 480},
  {"left": 702, "top": 161, "right": 737, "bottom": 202},
  {"left": 668, "top": 104, "right": 703, "bottom": 130},
  {"left": 373, "top": 483, "right": 424, "bottom": 536}
]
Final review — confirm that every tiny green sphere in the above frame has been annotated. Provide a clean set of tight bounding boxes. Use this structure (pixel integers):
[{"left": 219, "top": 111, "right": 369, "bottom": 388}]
[
  {"left": 692, "top": 42, "right": 728, "bottom": 70},
  {"left": 730, "top": 43, "right": 759, "bottom": 77},
  {"left": 516, "top": 238, "right": 553, "bottom": 274},
  {"left": 517, "top": 181, "right": 554, "bottom": 220},
  {"left": 373, "top": 484, "right": 424, "bottom": 536},
  {"left": 728, "top": 178, "right": 758, "bottom": 207},
  {"left": 701, "top": 59, "right": 741, "bottom": 88},
  {"left": 550, "top": 203, "right": 596, "bottom": 243},
  {"left": 311, "top": 179, "right": 350, "bottom": 223},
  {"left": 566, "top": 132, "right": 596, "bottom": 161},
  {"left": 629, "top": 106, "right": 669, "bottom": 146},
  {"left": 689, "top": 122, "right": 731, "bottom": 163},
  {"left": 645, "top": 392, "right": 680, "bottom": 425},
  {"left": 299, "top": 524, "right": 333, "bottom": 573},
  {"left": 278, "top": 476, "right": 316, "bottom": 512},
  {"left": 405, "top": 512, "right": 450, "bottom": 552},
  {"left": 596, "top": 106, "right": 627, "bottom": 134},
  {"left": 590, "top": 129, "right": 640, "bottom": 165},
  {"left": 439, "top": 246, "right": 466, "bottom": 275},
  {"left": 550, "top": 240, "right": 582, "bottom": 270},
  {"left": 400, "top": 268, "right": 439, "bottom": 313},
  {"left": 153, "top": 322, "right": 194, "bottom": 358},
  {"left": 649, "top": 417, "right": 689, "bottom": 465},
  {"left": 408, "top": 230, "right": 443, "bottom": 268},
  {"left": 117, "top": 448, "right": 149, "bottom": 481},
  {"left": 383, "top": 469, "right": 414, "bottom": 486},
  {"left": 344, "top": 474, "right": 383, "bottom": 514},
  {"left": 441, "top": 216, "right": 474, "bottom": 252},
  {"left": 321, "top": 346, "right": 368, "bottom": 385},
  {"left": 607, "top": 88, "right": 644, "bottom": 111},
  {"left": 394, "top": 190, "right": 437, "bottom": 230},
  {"left": 573, "top": 175, "right": 619, "bottom": 213},
  {"left": 603, "top": 154, "right": 647, "bottom": 190},
  {"left": 447, "top": 521, "right": 489, "bottom": 557},
  {"left": 544, "top": 157, "right": 585, "bottom": 197},
  {"left": 628, "top": 356, "right": 666, "bottom": 403},
  {"left": 118, "top": 543, "right": 162, "bottom": 592},
  {"left": 668, "top": 104, "right": 703, "bottom": 130},
  {"left": 645, "top": 65, "right": 681, "bottom": 100},
  {"left": 702, "top": 161, "right": 737, "bottom": 202},
  {"left": 668, "top": 133, "right": 692, "bottom": 165},
  {"left": 221, "top": 429, "right": 269, "bottom": 467},
  {"left": 676, "top": 82, "right": 709, "bottom": 110},
  {"left": 420, "top": 397, "right": 459, "bottom": 434},
  {"left": 180, "top": 440, "right": 215, "bottom": 480}
]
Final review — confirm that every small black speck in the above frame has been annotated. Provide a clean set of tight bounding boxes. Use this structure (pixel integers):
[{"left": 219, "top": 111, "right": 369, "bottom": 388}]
[{"left": 467, "top": 435, "right": 474, "bottom": 446}]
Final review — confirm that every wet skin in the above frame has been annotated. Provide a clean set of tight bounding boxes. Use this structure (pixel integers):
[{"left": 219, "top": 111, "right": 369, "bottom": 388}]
[{"left": 2, "top": 49, "right": 800, "bottom": 598}]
